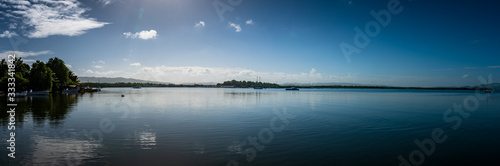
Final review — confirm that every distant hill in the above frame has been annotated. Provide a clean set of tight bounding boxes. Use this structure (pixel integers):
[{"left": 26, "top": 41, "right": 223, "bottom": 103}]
[
  {"left": 181, "top": 82, "right": 218, "bottom": 85},
  {"left": 79, "top": 77, "right": 170, "bottom": 84}
]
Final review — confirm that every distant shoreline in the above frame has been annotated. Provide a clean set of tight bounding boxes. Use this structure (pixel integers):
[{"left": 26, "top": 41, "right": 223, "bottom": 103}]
[{"left": 79, "top": 82, "right": 492, "bottom": 91}]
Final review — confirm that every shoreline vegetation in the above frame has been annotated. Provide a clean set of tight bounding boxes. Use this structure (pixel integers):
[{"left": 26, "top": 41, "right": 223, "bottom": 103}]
[
  {"left": 0, "top": 57, "right": 79, "bottom": 94},
  {"left": 0, "top": 57, "right": 493, "bottom": 93},
  {"left": 81, "top": 80, "right": 494, "bottom": 91}
]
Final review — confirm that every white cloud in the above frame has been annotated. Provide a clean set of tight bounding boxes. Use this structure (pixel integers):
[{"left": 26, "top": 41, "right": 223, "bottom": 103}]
[
  {"left": 462, "top": 74, "right": 469, "bottom": 78},
  {"left": 0, "top": 50, "right": 52, "bottom": 60},
  {"left": 92, "top": 60, "right": 105, "bottom": 64},
  {"left": 130, "top": 62, "right": 141, "bottom": 67},
  {"left": 3, "top": 12, "right": 20, "bottom": 19},
  {"left": 65, "top": 64, "right": 72, "bottom": 68},
  {"left": 310, "top": 68, "right": 317, "bottom": 74},
  {"left": 245, "top": 19, "right": 253, "bottom": 25},
  {"left": 0, "top": 3, "right": 9, "bottom": 8},
  {"left": 8, "top": 23, "right": 17, "bottom": 29},
  {"left": 21, "top": 59, "right": 37, "bottom": 63},
  {"left": 123, "top": 58, "right": 129, "bottom": 61},
  {"left": 0, "top": 30, "right": 18, "bottom": 38},
  {"left": 98, "top": 0, "right": 112, "bottom": 6},
  {"left": 94, "top": 65, "right": 103, "bottom": 69},
  {"left": 85, "top": 69, "right": 120, "bottom": 77},
  {"left": 123, "top": 32, "right": 131, "bottom": 37},
  {"left": 194, "top": 21, "right": 205, "bottom": 28},
  {"left": 3, "top": 0, "right": 109, "bottom": 38},
  {"left": 123, "top": 30, "right": 158, "bottom": 40},
  {"left": 229, "top": 22, "right": 241, "bottom": 32},
  {"left": 2, "top": 0, "right": 30, "bottom": 6}
]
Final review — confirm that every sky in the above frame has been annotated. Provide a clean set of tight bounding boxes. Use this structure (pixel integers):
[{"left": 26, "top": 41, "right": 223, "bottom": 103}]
[{"left": 0, "top": 0, "right": 499, "bottom": 87}]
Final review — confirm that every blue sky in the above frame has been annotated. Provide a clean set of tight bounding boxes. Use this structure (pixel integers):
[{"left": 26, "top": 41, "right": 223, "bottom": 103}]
[{"left": 0, "top": 0, "right": 499, "bottom": 87}]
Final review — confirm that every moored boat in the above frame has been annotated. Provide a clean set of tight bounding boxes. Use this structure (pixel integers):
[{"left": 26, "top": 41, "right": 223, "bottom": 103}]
[
  {"left": 27, "top": 91, "right": 50, "bottom": 96},
  {"left": 15, "top": 91, "right": 28, "bottom": 97},
  {"left": 79, "top": 86, "right": 100, "bottom": 93},
  {"left": 63, "top": 89, "right": 79, "bottom": 93}
]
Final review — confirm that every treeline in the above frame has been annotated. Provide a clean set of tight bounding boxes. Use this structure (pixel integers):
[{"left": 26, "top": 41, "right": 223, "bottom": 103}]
[
  {"left": 216, "top": 80, "right": 281, "bottom": 88},
  {"left": 0, "top": 57, "right": 79, "bottom": 92},
  {"left": 81, "top": 82, "right": 216, "bottom": 88},
  {"left": 215, "top": 80, "right": 488, "bottom": 90}
]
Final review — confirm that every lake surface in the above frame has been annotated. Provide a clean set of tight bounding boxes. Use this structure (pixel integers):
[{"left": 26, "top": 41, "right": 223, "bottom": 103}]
[{"left": 1, "top": 88, "right": 499, "bottom": 166}]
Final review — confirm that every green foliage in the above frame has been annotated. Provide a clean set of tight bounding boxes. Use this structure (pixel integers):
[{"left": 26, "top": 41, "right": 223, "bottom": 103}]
[
  {"left": 0, "top": 58, "right": 31, "bottom": 92},
  {"left": 0, "top": 57, "right": 78, "bottom": 93},
  {"left": 30, "top": 60, "right": 53, "bottom": 91},
  {"left": 15, "top": 57, "right": 30, "bottom": 78},
  {"left": 0, "top": 59, "right": 7, "bottom": 80},
  {"left": 0, "top": 59, "right": 11, "bottom": 93},
  {"left": 68, "top": 71, "right": 79, "bottom": 84},
  {"left": 47, "top": 57, "right": 71, "bottom": 90},
  {"left": 14, "top": 73, "right": 29, "bottom": 91}
]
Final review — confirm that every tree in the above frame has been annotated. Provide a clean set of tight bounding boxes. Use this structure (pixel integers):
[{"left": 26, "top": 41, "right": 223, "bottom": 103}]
[
  {"left": 68, "top": 71, "right": 79, "bottom": 84},
  {"left": 30, "top": 60, "right": 53, "bottom": 91},
  {"left": 0, "top": 59, "right": 9, "bottom": 93},
  {"left": 47, "top": 57, "right": 71, "bottom": 90},
  {"left": 15, "top": 57, "right": 30, "bottom": 79},
  {"left": 14, "top": 58, "right": 30, "bottom": 91},
  {"left": 0, "top": 59, "right": 7, "bottom": 79},
  {"left": 0, "top": 58, "right": 30, "bottom": 92}
]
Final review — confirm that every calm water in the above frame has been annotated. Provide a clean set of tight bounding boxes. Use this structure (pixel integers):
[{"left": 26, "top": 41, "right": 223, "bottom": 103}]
[{"left": 1, "top": 88, "right": 499, "bottom": 166}]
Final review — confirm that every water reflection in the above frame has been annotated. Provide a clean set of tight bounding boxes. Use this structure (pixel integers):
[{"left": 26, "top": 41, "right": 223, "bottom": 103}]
[
  {"left": 124, "top": 127, "right": 157, "bottom": 150},
  {"left": 223, "top": 89, "right": 278, "bottom": 105},
  {"left": 0, "top": 94, "right": 79, "bottom": 128},
  {"left": 139, "top": 131, "right": 157, "bottom": 149},
  {"left": 25, "top": 135, "right": 101, "bottom": 166}
]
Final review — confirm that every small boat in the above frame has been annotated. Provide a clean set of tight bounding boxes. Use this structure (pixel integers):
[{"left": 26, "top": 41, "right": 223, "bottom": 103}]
[
  {"left": 63, "top": 89, "right": 79, "bottom": 93},
  {"left": 484, "top": 80, "right": 493, "bottom": 93},
  {"left": 27, "top": 91, "right": 50, "bottom": 96},
  {"left": 133, "top": 85, "right": 141, "bottom": 89},
  {"left": 79, "top": 86, "right": 100, "bottom": 93},
  {"left": 285, "top": 87, "right": 299, "bottom": 90},
  {"left": 15, "top": 91, "right": 28, "bottom": 97}
]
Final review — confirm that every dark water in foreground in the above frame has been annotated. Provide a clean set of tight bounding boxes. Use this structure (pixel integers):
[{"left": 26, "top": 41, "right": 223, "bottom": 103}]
[{"left": 1, "top": 88, "right": 499, "bottom": 166}]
